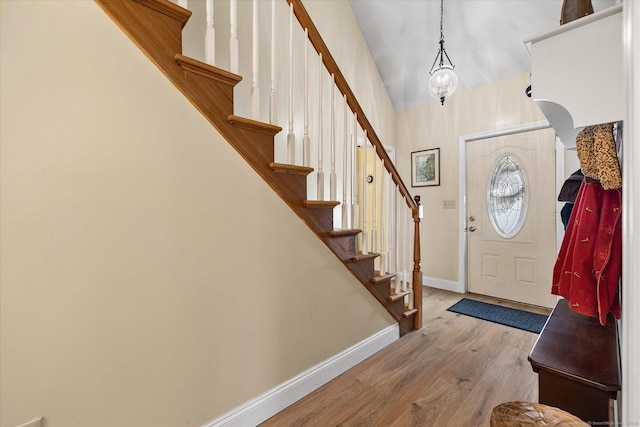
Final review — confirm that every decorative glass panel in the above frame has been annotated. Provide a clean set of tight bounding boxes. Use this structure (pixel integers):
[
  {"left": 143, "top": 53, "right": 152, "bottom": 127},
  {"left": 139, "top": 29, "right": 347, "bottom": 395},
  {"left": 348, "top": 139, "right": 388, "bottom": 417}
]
[{"left": 487, "top": 154, "right": 528, "bottom": 238}]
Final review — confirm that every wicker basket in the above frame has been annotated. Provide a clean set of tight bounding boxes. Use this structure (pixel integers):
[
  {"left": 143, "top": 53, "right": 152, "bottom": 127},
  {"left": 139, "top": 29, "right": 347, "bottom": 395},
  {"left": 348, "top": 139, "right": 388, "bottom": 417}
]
[{"left": 490, "top": 401, "right": 590, "bottom": 426}]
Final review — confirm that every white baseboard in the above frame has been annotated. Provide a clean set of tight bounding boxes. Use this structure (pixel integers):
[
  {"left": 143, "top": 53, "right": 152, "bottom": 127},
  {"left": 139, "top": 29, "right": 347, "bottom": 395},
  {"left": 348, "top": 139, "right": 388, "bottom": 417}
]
[
  {"left": 202, "top": 324, "right": 399, "bottom": 427},
  {"left": 423, "top": 276, "right": 465, "bottom": 294}
]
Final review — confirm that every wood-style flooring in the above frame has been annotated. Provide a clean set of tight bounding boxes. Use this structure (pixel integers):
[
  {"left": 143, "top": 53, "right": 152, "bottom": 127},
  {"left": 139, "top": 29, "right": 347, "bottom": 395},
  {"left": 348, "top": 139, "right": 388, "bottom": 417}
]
[{"left": 260, "top": 286, "right": 552, "bottom": 427}]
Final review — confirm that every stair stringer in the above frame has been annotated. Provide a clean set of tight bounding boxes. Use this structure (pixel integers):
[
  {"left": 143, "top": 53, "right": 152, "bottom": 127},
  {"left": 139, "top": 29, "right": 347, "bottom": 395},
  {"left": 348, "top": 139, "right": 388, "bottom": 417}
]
[{"left": 95, "top": 0, "right": 417, "bottom": 335}]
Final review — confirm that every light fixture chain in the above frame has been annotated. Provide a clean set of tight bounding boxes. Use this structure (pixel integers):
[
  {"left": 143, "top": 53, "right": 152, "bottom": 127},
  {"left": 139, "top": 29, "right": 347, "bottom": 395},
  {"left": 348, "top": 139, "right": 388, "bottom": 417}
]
[{"left": 440, "top": 0, "right": 444, "bottom": 42}]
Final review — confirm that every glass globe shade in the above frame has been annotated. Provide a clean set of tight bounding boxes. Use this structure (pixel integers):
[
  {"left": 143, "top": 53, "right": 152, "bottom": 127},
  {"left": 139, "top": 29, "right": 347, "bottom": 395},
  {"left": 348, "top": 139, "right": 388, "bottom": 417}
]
[{"left": 428, "top": 66, "right": 458, "bottom": 103}]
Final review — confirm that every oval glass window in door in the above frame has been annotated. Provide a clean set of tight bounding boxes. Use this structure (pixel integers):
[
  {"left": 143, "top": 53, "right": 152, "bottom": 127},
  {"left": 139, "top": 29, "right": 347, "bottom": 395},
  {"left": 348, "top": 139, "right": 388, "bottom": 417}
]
[{"left": 487, "top": 154, "right": 528, "bottom": 238}]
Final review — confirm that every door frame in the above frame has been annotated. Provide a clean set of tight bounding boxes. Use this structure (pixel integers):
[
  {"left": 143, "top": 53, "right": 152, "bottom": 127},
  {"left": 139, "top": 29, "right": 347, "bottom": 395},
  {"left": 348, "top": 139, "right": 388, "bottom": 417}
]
[{"left": 457, "top": 120, "right": 564, "bottom": 294}]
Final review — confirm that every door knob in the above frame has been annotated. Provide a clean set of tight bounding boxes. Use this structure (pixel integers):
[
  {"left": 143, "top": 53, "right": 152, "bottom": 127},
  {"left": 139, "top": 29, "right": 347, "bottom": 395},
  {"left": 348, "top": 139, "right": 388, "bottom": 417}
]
[{"left": 468, "top": 226, "right": 478, "bottom": 232}]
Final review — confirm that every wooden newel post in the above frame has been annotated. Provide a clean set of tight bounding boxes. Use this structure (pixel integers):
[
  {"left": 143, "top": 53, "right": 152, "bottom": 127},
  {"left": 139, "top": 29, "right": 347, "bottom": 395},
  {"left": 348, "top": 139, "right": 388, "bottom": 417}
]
[{"left": 413, "top": 195, "right": 423, "bottom": 329}]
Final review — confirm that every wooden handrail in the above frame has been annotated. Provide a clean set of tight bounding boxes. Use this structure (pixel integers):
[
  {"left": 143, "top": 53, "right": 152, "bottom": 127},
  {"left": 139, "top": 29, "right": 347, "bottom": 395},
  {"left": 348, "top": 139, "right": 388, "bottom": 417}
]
[{"left": 287, "top": 0, "right": 417, "bottom": 211}]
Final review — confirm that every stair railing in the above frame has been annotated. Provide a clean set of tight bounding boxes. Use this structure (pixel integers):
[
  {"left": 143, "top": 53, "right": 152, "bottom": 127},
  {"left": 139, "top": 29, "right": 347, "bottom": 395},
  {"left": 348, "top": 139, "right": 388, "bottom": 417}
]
[{"left": 173, "top": 0, "right": 422, "bottom": 328}]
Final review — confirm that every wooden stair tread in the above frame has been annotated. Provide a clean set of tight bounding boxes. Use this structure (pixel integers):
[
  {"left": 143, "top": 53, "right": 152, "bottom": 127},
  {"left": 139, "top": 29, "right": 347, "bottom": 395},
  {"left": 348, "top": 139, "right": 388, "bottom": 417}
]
[
  {"left": 350, "top": 253, "right": 379, "bottom": 263},
  {"left": 269, "top": 162, "right": 314, "bottom": 176},
  {"left": 403, "top": 308, "right": 418, "bottom": 318},
  {"left": 371, "top": 273, "right": 396, "bottom": 284},
  {"left": 303, "top": 200, "right": 340, "bottom": 209},
  {"left": 329, "top": 229, "right": 361, "bottom": 237},
  {"left": 228, "top": 115, "right": 282, "bottom": 136},
  {"left": 175, "top": 54, "right": 242, "bottom": 86},
  {"left": 134, "top": 0, "right": 191, "bottom": 27},
  {"left": 389, "top": 290, "right": 410, "bottom": 303}
]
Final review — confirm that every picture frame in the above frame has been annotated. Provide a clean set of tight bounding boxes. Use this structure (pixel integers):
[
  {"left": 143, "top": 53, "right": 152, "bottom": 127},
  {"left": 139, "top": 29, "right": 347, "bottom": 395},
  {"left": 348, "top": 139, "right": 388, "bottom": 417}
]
[{"left": 411, "top": 148, "right": 440, "bottom": 187}]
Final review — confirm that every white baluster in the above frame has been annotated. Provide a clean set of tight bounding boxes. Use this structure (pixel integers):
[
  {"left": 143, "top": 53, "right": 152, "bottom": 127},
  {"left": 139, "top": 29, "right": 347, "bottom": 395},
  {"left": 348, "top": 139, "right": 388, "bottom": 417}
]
[
  {"left": 394, "top": 186, "right": 402, "bottom": 295},
  {"left": 287, "top": 3, "right": 295, "bottom": 164},
  {"left": 388, "top": 180, "right": 395, "bottom": 276},
  {"left": 361, "top": 130, "right": 369, "bottom": 255},
  {"left": 269, "top": 0, "right": 277, "bottom": 124},
  {"left": 384, "top": 170, "right": 393, "bottom": 275},
  {"left": 177, "top": 0, "right": 187, "bottom": 9},
  {"left": 379, "top": 162, "right": 386, "bottom": 276},
  {"left": 330, "top": 74, "right": 337, "bottom": 201},
  {"left": 229, "top": 0, "right": 238, "bottom": 74},
  {"left": 404, "top": 203, "right": 412, "bottom": 308},
  {"left": 352, "top": 114, "right": 359, "bottom": 231},
  {"left": 407, "top": 205, "right": 414, "bottom": 310},
  {"left": 303, "top": 29, "right": 310, "bottom": 167},
  {"left": 317, "top": 54, "right": 324, "bottom": 200},
  {"left": 251, "top": 0, "right": 260, "bottom": 120},
  {"left": 371, "top": 144, "right": 378, "bottom": 254},
  {"left": 403, "top": 202, "right": 408, "bottom": 293},
  {"left": 342, "top": 95, "right": 349, "bottom": 230},
  {"left": 205, "top": 0, "right": 215, "bottom": 65}
]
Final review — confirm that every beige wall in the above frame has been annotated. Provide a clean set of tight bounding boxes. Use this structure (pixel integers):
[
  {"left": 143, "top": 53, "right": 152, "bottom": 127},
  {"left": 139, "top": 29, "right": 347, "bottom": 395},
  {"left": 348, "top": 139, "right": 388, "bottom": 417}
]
[
  {"left": 0, "top": 2, "right": 394, "bottom": 427},
  {"left": 396, "top": 74, "right": 546, "bottom": 282}
]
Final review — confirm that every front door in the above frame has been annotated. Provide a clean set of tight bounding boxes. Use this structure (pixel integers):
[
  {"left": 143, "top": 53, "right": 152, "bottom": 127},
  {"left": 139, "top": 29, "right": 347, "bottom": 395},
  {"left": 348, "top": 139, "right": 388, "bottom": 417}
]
[{"left": 466, "top": 128, "right": 557, "bottom": 308}]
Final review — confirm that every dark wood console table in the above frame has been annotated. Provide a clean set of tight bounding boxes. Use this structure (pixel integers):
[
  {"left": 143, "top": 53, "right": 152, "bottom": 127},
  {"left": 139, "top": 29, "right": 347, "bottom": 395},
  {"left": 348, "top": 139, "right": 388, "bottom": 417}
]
[{"left": 528, "top": 298, "right": 620, "bottom": 423}]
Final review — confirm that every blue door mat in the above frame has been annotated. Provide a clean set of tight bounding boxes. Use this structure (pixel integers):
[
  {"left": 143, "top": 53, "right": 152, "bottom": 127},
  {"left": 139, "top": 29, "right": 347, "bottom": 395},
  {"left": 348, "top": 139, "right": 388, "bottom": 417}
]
[{"left": 447, "top": 298, "right": 549, "bottom": 333}]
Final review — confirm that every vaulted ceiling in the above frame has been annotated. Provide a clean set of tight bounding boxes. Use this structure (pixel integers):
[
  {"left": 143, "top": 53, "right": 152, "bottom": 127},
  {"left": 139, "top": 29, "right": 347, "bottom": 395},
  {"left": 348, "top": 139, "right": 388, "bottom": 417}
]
[{"left": 348, "top": 0, "right": 618, "bottom": 111}]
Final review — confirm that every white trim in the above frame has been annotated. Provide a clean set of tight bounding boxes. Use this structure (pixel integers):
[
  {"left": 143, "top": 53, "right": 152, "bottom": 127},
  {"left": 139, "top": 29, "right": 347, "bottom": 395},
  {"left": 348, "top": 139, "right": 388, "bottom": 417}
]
[
  {"left": 423, "top": 276, "right": 464, "bottom": 294},
  {"left": 202, "top": 324, "right": 399, "bottom": 427},
  {"left": 523, "top": 4, "right": 623, "bottom": 49},
  {"left": 458, "top": 121, "right": 552, "bottom": 294},
  {"left": 622, "top": 2, "right": 640, "bottom": 424}
]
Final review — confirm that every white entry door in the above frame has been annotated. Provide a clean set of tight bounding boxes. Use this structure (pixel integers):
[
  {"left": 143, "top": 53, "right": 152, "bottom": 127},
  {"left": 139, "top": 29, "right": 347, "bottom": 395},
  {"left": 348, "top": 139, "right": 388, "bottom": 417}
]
[{"left": 466, "top": 128, "right": 557, "bottom": 308}]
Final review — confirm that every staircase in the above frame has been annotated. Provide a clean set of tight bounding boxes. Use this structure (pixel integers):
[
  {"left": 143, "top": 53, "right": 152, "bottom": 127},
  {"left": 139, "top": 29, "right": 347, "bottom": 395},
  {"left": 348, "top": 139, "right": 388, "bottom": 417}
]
[{"left": 95, "top": 0, "right": 421, "bottom": 336}]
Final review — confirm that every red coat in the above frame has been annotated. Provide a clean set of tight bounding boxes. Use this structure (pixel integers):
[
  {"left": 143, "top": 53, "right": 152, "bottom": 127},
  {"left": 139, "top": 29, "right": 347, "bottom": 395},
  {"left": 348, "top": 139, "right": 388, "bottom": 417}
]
[{"left": 552, "top": 179, "right": 622, "bottom": 326}]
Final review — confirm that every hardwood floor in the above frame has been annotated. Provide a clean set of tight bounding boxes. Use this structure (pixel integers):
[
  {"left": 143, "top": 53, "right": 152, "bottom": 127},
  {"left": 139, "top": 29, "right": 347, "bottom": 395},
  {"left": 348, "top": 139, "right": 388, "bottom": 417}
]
[{"left": 260, "top": 287, "right": 552, "bottom": 427}]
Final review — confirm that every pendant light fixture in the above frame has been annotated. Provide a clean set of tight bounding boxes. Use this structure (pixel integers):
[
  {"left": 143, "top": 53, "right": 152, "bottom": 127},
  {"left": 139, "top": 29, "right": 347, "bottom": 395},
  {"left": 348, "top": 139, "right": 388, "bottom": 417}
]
[{"left": 428, "top": 0, "right": 457, "bottom": 105}]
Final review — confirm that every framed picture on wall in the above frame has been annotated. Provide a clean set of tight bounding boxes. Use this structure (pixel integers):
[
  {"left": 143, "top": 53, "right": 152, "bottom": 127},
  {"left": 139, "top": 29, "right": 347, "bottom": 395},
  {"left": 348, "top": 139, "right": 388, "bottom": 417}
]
[{"left": 411, "top": 148, "right": 440, "bottom": 187}]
